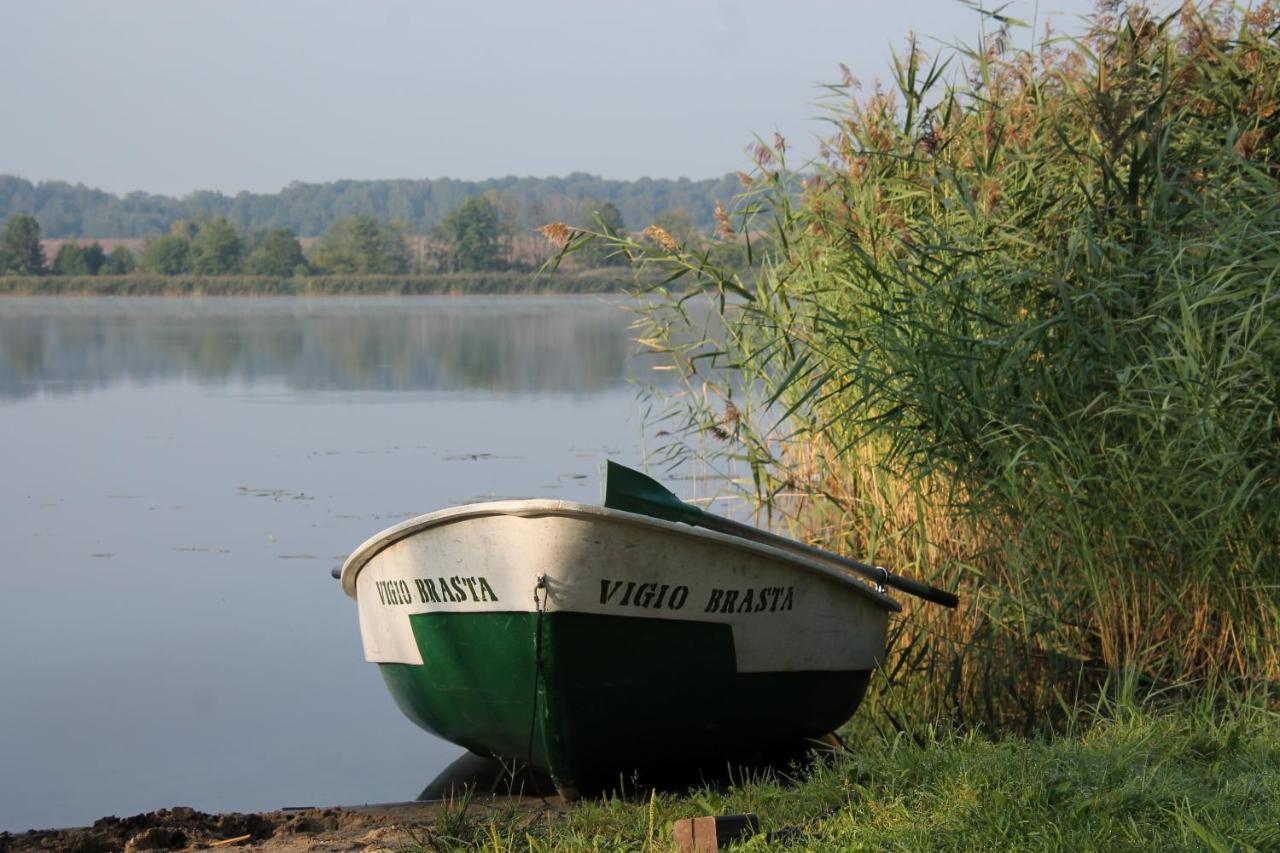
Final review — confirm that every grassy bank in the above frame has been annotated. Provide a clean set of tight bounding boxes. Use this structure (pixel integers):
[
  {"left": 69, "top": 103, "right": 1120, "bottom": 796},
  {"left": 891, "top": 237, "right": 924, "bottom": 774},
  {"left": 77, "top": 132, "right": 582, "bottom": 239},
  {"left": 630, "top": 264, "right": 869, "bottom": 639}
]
[
  {"left": 0, "top": 269, "right": 635, "bottom": 296},
  {"left": 399, "top": 703, "right": 1278, "bottom": 851}
]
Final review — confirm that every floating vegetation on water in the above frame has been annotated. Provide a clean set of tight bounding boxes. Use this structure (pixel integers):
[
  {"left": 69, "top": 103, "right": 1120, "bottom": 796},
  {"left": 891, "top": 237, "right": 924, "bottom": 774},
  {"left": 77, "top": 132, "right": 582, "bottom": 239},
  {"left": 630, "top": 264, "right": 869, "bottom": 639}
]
[{"left": 237, "top": 487, "right": 314, "bottom": 502}]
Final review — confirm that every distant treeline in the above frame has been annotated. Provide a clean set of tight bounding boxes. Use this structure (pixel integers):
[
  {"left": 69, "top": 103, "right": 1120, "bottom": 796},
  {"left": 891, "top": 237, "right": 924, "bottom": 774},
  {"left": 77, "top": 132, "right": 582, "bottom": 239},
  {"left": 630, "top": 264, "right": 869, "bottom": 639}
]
[
  {"left": 0, "top": 173, "right": 744, "bottom": 239},
  {"left": 0, "top": 203, "right": 553, "bottom": 277},
  {"left": 0, "top": 191, "right": 748, "bottom": 282}
]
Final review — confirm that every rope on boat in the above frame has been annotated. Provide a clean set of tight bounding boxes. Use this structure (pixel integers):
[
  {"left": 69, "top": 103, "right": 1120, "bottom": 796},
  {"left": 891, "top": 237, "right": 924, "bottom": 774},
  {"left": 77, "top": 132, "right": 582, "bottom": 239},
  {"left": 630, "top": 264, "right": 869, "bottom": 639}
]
[{"left": 524, "top": 574, "right": 548, "bottom": 796}]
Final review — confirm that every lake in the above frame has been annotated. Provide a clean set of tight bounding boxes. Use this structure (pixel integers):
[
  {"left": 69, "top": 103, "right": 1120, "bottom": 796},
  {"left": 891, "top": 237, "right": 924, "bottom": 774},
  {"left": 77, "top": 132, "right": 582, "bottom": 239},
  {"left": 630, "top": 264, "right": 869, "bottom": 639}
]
[{"left": 0, "top": 296, "right": 660, "bottom": 832}]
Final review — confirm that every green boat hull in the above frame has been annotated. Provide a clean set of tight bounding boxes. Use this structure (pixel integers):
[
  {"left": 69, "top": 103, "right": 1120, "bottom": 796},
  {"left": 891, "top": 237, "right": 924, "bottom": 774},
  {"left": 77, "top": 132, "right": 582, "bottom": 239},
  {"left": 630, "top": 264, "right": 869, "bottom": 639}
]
[{"left": 379, "top": 610, "right": 871, "bottom": 795}]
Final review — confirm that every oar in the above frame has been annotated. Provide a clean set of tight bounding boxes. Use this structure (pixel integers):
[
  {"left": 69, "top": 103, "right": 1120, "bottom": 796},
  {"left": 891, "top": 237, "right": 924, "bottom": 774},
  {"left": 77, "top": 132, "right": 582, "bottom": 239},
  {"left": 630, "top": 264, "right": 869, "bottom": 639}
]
[{"left": 603, "top": 461, "right": 959, "bottom": 609}]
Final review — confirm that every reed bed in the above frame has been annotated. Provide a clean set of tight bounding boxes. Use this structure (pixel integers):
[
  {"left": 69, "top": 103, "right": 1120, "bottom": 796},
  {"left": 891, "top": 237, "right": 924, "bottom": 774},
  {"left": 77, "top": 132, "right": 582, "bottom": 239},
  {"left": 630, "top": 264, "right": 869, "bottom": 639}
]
[{"left": 551, "top": 2, "right": 1280, "bottom": 730}]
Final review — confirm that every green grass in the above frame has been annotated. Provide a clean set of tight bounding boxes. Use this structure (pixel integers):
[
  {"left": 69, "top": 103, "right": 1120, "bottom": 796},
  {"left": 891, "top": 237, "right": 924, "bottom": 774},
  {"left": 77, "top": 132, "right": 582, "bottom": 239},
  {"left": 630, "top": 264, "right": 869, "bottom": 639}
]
[
  {"left": 0, "top": 270, "right": 637, "bottom": 296},
  {"left": 400, "top": 703, "right": 1279, "bottom": 851}
]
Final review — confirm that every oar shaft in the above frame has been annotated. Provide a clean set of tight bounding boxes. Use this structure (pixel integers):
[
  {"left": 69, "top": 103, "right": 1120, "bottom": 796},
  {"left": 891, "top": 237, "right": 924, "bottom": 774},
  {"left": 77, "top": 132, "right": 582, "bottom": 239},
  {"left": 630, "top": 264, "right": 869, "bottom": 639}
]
[
  {"left": 694, "top": 511, "right": 959, "bottom": 609},
  {"left": 602, "top": 460, "right": 958, "bottom": 608}
]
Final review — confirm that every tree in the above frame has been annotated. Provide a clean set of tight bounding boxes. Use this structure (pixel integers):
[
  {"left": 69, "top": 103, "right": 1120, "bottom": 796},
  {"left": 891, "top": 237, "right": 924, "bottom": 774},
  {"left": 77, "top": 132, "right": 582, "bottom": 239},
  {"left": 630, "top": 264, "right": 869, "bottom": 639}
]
[
  {"left": 82, "top": 242, "right": 106, "bottom": 275},
  {"left": 0, "top": 173, "right": 740, "bottom": 238},
  {"left": 102, "top": 245, "right": 136, "bottom": 274},
  {"left": 309, "top": 215, "right": 410, "bottom": 274},
  {"left": 170, "top": 219, "right": 200, "bottom": 240},
  {"left": 52, "top": 241, "right": 89, "bottom": 275},
  {"left": 581, "top": 199, "right": 626, "bottom": 267},
  {"left": 653, "top": 207, "right": 700, "bottom": 247},
  {"left": 48, "top": 240, "right": 106, "bottom": 276},
  {"left": 190, "top": 217, "right": 243, "bottom": 274},
  {"left": 436, "top": 195, "right": 504, "bottom": 271},
  {"left": 0, "top": 214, "right": 46, "bottom": 274},
  {"left": 245, "top": 228, "right": 307, "bottom": 276},
  {"left": 142, "top": 234, "right": 191, "bottom": 274}
]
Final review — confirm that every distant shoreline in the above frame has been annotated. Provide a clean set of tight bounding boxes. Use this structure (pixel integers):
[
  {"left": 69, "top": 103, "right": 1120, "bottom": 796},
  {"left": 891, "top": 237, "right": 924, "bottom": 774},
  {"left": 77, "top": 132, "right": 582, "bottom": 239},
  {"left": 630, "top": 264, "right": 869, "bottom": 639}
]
[{"left": 0, "top": 271, "right": 637, "bottom": 296}]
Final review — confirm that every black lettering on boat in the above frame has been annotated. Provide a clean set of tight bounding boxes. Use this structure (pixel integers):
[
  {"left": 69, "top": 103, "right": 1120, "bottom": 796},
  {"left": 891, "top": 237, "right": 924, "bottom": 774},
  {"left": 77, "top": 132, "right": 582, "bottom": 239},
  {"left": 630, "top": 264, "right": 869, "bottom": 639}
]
[
  {"left": 424, "top": 579, "right": 441, "bottom": 602},
  {"left": 450, "top": 577, "right": 467, "bottom": 601},
  {"left": 599, "top": 577, "right": 689, "bottom": 611},
  {"left": 478, "top": 577, "right": 498, "bottom": 602},
  {"left": 463, "top": 577, "right": 480, "bottom": 601},
  {"left": 634, "top": 583, "right": 656, "bottom": 607},
  {"left": 437, "top": 576, "right": 454, "bottom": 602},
  {"left": 698, "top": 585, "right": 795, "bottom": 615},
  {"left": 599, "top": 579, "right": 624, "bottom": 604},
  {"left": 399, "top": 580, "right": 412, "bottom": 604},
  {"left": 374, "top": 581, "right": 386, "bottom": 605},
  {"left": 414, "top": 579, "right": 431, "bottom": 603}
]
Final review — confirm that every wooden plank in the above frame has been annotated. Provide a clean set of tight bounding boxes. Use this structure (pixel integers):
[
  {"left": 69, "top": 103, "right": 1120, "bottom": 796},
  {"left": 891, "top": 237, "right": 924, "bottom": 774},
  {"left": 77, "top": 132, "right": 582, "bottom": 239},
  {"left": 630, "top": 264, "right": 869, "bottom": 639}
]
[{"left": 671, "top": 814, "right": 760, "bottom": 851}]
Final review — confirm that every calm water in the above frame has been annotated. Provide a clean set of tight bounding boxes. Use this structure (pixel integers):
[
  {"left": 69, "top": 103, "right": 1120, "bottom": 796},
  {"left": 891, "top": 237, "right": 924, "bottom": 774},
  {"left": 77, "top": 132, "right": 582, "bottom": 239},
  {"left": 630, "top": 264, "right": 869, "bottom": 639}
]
[{"left": 0, "top": 296, "right": 656, "bottom": 832}]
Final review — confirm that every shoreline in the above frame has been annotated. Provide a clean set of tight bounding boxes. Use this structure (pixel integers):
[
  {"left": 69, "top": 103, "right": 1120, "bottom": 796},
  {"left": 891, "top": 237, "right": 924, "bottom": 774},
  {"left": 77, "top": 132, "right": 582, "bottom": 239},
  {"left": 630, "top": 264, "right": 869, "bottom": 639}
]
[
  {"left": 5, "top": 708, "right": 1276, "bottom": 849},
  {"left": 1, "top": 752, "right": 559, "bottom": 852},
  {"left": 0, "top": 798, "right": 549, "bottom": 852},
  {"left": 0, "top": 271, "right": 639, "bottom": 297}
]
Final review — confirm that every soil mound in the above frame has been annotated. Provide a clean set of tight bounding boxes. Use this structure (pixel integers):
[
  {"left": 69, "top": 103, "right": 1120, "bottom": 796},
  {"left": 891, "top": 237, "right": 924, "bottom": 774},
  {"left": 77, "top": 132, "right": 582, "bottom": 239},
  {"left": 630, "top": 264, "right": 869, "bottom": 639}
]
[{"left": 0, "top": 802, "right": 435, "bottom": 853}]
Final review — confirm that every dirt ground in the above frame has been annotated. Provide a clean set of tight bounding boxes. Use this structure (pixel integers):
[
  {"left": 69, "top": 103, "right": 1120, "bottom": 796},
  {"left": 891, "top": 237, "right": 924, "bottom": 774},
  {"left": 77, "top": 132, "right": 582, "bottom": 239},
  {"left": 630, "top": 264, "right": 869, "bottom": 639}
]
[
  {"left": 0, "top": 798, "right": 556, "bottom": 853},
  {"left": 0, "top": 749, "right": 808, "bottom": 851}
]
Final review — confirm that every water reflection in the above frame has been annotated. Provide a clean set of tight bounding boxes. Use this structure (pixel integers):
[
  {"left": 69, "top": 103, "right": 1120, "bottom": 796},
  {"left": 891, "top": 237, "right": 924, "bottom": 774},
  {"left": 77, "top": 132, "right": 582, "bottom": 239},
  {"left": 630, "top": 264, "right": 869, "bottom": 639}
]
[
  {"left": 0, "top": 295, "right": 658, "bottom": 832},
  {"left": 0, "top": 297, "right": 644, "bottom": 399}
]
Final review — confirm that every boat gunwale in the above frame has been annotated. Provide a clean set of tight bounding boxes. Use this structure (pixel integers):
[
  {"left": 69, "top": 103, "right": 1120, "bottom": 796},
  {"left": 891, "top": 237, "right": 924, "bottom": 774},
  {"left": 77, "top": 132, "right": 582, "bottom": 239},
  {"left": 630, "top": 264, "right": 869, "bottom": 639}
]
[{"left": 340, "top": 499, "right": 901, "bottom": 612}]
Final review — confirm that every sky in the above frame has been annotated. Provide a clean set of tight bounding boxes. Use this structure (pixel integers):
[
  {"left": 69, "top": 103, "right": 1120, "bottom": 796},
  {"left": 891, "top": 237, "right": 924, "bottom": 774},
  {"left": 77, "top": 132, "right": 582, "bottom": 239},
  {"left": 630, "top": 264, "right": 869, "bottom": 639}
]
[{"left": 2, "top": 0, "right": 1102, "bottom": 198}]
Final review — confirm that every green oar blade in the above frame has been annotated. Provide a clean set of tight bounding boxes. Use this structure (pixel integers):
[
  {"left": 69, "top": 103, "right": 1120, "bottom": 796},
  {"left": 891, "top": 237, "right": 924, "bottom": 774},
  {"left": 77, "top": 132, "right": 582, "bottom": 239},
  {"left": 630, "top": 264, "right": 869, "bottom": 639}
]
[{"left": 603, "top": 460, "right": 702, "bottom": 525}]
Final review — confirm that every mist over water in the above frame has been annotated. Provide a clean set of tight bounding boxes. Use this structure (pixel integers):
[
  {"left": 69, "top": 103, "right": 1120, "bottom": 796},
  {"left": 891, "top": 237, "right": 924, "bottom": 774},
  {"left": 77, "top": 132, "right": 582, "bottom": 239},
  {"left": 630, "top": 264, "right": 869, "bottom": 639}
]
[
  {"left": 0, "top": 296, "right": 653, "bottom": 832},
  {"left": 0, "top": 296, "right": 647, "bottom": 399}
]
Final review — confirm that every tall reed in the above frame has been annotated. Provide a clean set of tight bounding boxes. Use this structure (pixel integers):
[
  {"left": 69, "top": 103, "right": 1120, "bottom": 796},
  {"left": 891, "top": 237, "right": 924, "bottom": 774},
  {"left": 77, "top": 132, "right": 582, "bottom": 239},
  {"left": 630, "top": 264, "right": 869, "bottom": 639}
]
[{"left": 551, "top": 2, "right": 1280, "bottom": 729}]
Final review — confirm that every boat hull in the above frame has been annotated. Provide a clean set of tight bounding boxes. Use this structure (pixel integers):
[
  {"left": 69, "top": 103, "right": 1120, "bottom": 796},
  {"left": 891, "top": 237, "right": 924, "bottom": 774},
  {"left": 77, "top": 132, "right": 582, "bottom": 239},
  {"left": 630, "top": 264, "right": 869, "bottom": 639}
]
[
  {"left": 341, "top": 500, "right": 895, "bottom": 795},
  {"left": 379, "top": 611, "right": 872, "bottom": 794}
]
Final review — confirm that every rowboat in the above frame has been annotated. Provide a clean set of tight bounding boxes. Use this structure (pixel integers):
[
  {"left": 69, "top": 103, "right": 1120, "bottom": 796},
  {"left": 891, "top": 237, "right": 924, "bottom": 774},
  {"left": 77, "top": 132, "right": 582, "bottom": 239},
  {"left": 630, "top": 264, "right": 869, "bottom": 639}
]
[{"left": 339, "top": 497, "right": 900, "bottom": 797}]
